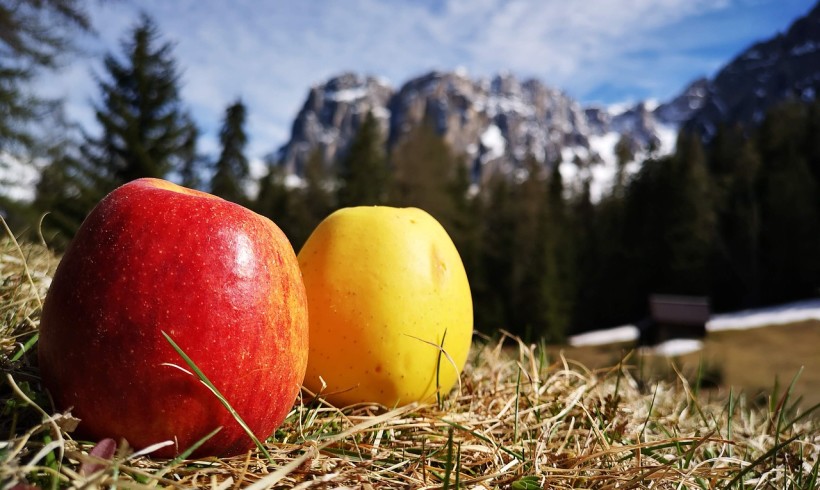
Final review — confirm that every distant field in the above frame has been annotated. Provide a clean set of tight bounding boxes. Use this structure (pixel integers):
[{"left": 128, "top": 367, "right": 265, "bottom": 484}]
[{"left": 552, "top": 319, "right": 820, "bottom": 413}]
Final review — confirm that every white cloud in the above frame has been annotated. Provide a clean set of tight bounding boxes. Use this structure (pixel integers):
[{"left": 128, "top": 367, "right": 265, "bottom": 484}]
[{"left": 456, "top": 0, "right": 731, "bottom": 90}]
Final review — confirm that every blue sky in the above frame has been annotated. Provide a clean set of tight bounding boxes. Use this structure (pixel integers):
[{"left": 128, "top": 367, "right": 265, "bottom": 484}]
[{"left": 37, "top": 0, "right": 814, "bottom": 164}]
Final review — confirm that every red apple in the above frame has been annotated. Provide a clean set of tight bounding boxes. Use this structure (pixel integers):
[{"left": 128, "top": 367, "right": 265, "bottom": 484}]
[{"left": 38, "top": 178, "right": 308, "bottom": 458}]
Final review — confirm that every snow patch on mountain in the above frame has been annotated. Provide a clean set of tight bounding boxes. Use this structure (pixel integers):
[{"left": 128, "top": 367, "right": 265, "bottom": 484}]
[
  {"left": 277, "top": 70, "right": 690, "bottom": 200},
  {"left": 656, "top": 123, "right": 678, "bottom": 155},
  {"left": 327, "top": 87, "right": 369, "bottom": 103},
  {"left": 480, "top": 125, "right": 506, "bottom": 163}
]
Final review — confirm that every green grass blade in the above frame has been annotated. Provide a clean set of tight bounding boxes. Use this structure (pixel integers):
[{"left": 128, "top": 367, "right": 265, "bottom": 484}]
[
  {"left": 640, "top": 383, "right": 660, "bottom": 442},
  {"left": 149, "top": 426, "right": 224, "bottom": 483},
  {"left": 514, "top": 365, "right": 521, "bottom": 443},
  {"left": 436, "top": 329, "right": 448, "bottom": 410},
  {"left": 772, "top": 367, "right": 803, "bottom": 468},
  {"left": 726, "top": 387, "right": 735, "bottom": 458},
  {"left": 11, "top": 333, "right": 39, "bottom": 363},
  {"left": 455, "top": 442, "right": 461, "bottom": 489},
  {"left": 511, "top": 475, "right": 541, "bottom": 489},
  {"left": 162, "top": 331, "right": 273, "bottom": 464},
  {"left": 170, "top": 426, "right": 222, "bottom": 464},
  {"left": 442, "top": 426, "right": 454, "bottom": 489},
  {"left": 0, "top": 216, "right": 43, "bottom": 310},
  {"left": 721, "top": 433, "right": 802, "bottom": 489},
  {"left": 785, "top": 400, "right": 820, "bottom": 428},
  {"left": 805, "top": 456, "right": 820, "bottom": 490}
]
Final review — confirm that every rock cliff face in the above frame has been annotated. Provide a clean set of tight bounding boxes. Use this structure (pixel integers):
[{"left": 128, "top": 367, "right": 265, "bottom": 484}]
[
  {"left": 274, "top": 2, "right": 820, "bottom": 191},
  {"left": 276, "top": 70, "right": 680, "bottom": 182},
  {"left": 686, "top": 2, "right": 820, "bottom": 137},
  {"left": 277, "top": 73, "right": 393, "bottom": 174},
  {"left": 654, "top": 78, "right": 710, "bottom": 126},
  {"left": 387, "top": 71, "right": 601, "bottom": 177}
]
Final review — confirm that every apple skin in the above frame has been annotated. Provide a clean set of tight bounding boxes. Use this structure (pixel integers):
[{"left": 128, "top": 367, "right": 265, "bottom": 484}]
[
  {"left": 298, "top": 206, "right": 473, "bottom": 407},
  {"left": 38, "top": 178, "right": 308, "bottom": 458}
]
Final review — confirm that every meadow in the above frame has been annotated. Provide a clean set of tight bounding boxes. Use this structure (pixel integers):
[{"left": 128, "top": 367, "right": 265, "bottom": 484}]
[
  {"left": 559, "top": 320, "right": 820, "bottom": 413},
  {"left": 1, "top": 234, "right": 818, "bottom": 489}
]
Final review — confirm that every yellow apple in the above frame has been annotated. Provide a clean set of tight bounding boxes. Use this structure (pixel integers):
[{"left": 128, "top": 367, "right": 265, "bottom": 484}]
[{"left": 298, "top": 206, "right": 473, "bottom": 407}]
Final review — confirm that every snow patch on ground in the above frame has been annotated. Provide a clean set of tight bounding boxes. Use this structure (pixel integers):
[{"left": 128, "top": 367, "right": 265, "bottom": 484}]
[
  {"left": 569, "top": 325, "right": 639, "bottom": 347},
  {"left": 568, "top": 298, "right": 820, "bottom": 354},
  {"left": 706, "top": 299, "right": 820, "bottom": 332},
  {"left": 640, "top": 339, "right": 703, "bottom": 357}
]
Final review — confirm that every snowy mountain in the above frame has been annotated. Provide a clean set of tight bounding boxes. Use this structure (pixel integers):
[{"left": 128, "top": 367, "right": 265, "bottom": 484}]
[
  {"left": 275, "top": 3, "right": 820, "bottom": 198},
  {"left": 277, "top": 73, "right": 393, "bottom": 175},
  {"left": 686, "top": 2, "right": 820, "bottom": 137},
  {"left": 276, "top": 70, "right": 685, "bottom": 199}
]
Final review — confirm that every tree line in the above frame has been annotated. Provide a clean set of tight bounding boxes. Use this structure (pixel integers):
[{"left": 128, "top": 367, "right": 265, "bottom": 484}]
[{"left": 3, "top": 13, "right": 820, "bottom": 342}]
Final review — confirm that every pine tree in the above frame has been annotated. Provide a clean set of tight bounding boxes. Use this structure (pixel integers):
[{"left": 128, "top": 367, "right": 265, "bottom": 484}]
[
  {"left": 755, "top": 102, "right": 820, "bottom": 304},
  {"left": 540, "top": 166, "right": 575, "bottom": 342},
  {"left": 178, "top": 117, "right": 207, "bottom": 190},
  {"left": 0, "top": 0, "right": 91, "bottom": 153},
  {"left": 211, "top": 99, "right": 250, "bottom": 204},
  {"left": 569, "top": 178, "right": 604, "bottom": 331},
  {"left": 804, "top": 100, "right": 820, "bottom": 184},
  {"left": 579, "top": 186, "right": 634, "bottom": 328},
  {"left": 35, "top": 15, "right": 197, "bottom": 239},
  {"left": 613, "top": 135, "right": 634, "bottom": 193},
  {"left": 474, "top": 172, "right": 516, "bottom": 333},
  {"left": 255, "top": 161, "right": 286, "bottom": 215},
  {"left": 32, "top": 152, "right": 94, "bottom": 245},
  {"left": 254, "top": 158, "right": 293, "bottom": 232},
  {"left": 387, "top": 121, "right": 460, "bottom": 226},
  {"left": 337, "top": 111, "right": 387, "bottom": 207},
  {"left": 509, "top": 156, "right": 547, "bottom": 340},
  {"left": 708, "top": 124, "right": 762, "bottom": 309},
  {"left": 286, "top": 148, "right": 335, "bottom": 250},
  {"left": 664, "top": 131, "right": 715, "bottom": 294},
  {"left": 444, "top": 156, "right": 480, "bottom": 292},
  {"left": 623, "top": 132, "right": 715, "bottom": 306},
  {"left": 82, "top": 14, "right": 196, "bottom": 192}
]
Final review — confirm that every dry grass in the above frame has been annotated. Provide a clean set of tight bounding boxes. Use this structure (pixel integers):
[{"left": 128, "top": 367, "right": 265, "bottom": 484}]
[
  {"left": 1, "top": 230, "right": 819, "bottom": 489},
  {"left": 559, "top": 321, "right": 820, "bottom": 412}
]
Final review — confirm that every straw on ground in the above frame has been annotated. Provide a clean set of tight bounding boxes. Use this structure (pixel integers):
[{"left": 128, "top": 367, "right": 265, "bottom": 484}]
[{"left": 0, "top": 230, "right": 818, "bottom": 489}]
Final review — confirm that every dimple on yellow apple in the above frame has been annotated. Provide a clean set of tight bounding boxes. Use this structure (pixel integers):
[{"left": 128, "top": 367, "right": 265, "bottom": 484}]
[{"left": 298, "top": 206, "right": 473, "bottom": 407}]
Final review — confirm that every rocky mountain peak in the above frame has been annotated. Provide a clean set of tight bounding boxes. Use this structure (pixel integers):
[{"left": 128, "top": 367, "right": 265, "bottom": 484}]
[
  {"left": 654, "top": 77, "right": 710, "bottom": 125},
  {"left": 278, "top": 72, "right": 393, "bottom": 174},
  {"left": 274, "top": 3, "right": 820, "bottom": 196},
  {"left": 686, "top": 2, "right": 820, "bottom": 137},
  {"left": 279, "top": 69, "right": 638, "bottom": 183}
]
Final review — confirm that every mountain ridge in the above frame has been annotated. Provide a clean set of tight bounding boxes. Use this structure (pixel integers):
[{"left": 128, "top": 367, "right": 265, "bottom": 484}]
[
  {"left": 277, "top": 70, "right": 687, "bottom": 190},
  {"left": 274, "top": 1, "right": 820, "bottom": 200},
  {"left": 686, "top": 1, "right": 820, "bottom": 136}
]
